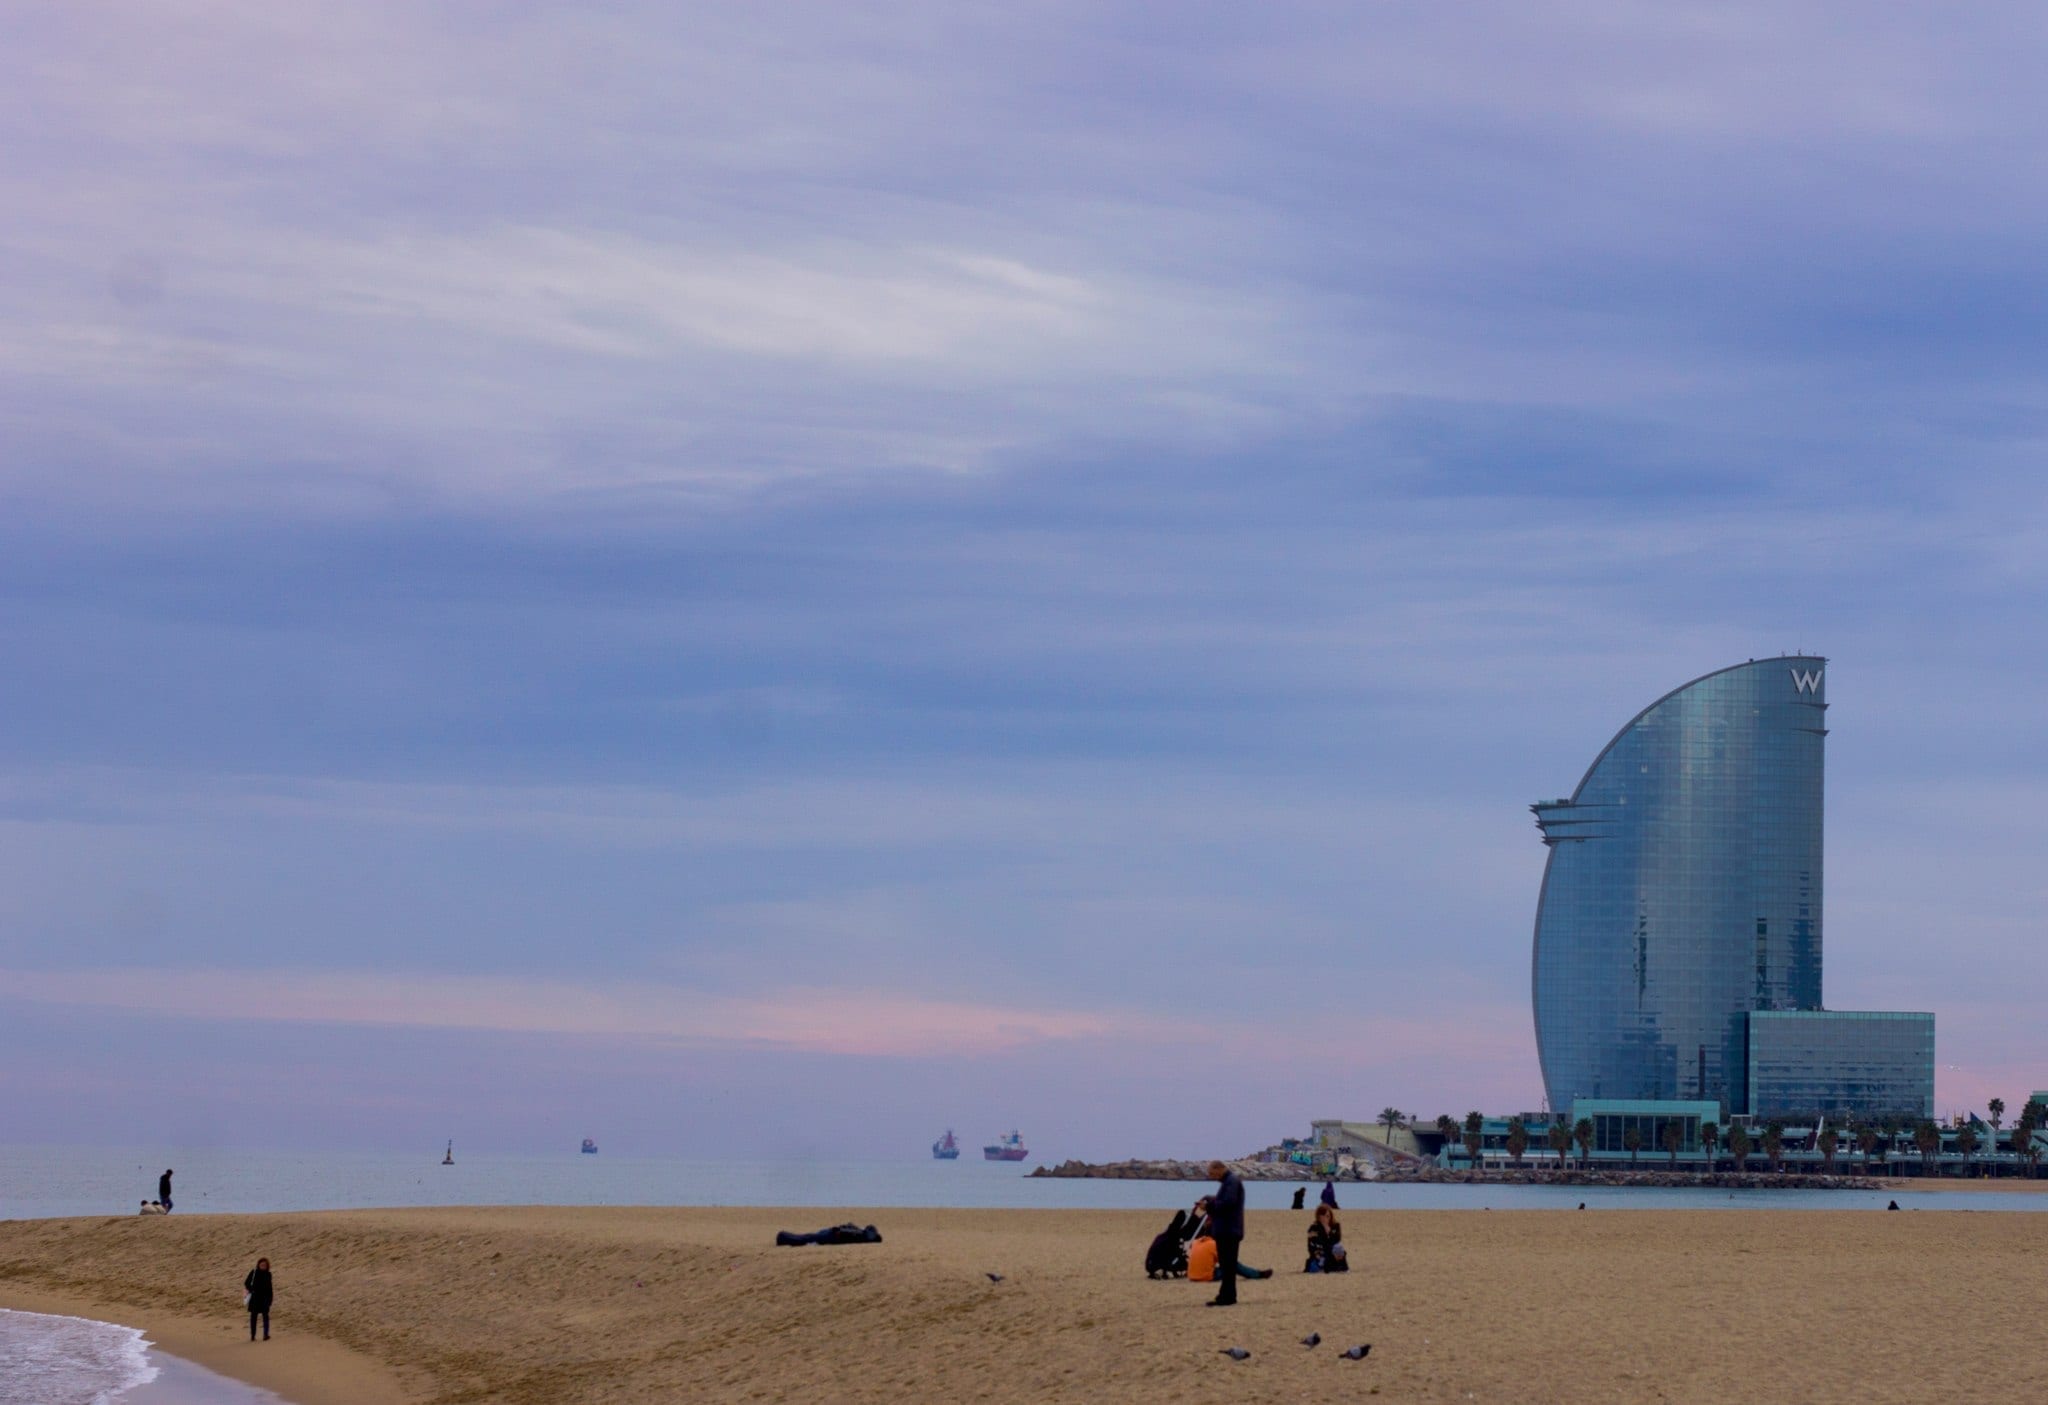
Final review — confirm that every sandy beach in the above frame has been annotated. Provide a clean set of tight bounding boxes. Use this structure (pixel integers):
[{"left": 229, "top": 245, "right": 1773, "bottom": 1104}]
[
  {"left": 3, "top": 1204, "right": 2046, "bottom": 1404},
  {"left": 1880, "top": 1175, "right": 2048, "bottom": 1193}
]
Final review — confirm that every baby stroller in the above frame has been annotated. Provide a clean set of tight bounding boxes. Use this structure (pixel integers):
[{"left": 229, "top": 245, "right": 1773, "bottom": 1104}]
[{"left": 1145, "top": 1210, "right": 1189, "bottom": 1278}]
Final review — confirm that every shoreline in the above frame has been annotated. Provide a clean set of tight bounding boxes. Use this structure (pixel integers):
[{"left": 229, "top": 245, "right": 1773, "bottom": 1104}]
[
  {"left": 0, "top": 1284, "right": 407, "bottom": 1405},
  {"left": 1878, "top": 1175, "right": 2048, "bottom": 1193},
  {"left": 7, "top": 1205, "right": 2048, "bottom": 1402}
]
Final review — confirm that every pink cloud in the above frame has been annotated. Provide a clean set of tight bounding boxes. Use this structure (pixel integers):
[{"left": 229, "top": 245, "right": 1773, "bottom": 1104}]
[{"left": 0, "top": 967, "right": 1169, "bottom": 1058}]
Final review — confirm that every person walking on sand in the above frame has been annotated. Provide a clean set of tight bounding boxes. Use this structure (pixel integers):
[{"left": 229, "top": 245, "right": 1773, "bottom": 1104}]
[
  {"left": 1204, "top": 1161, "right": 1245, "bottom": 1308},
  {"left": 244, "top": 1258, "right": 273, "bottom": 1341},
  {"left": 1291, "top": 1186, "right": 1306, "bottom": 1210},
  {"left": 159, "top": 1169, "right": 173, "bottom": 1213},
  {"left": 1320, "top": 1178, "right": 1338, "bottom": 1210}
]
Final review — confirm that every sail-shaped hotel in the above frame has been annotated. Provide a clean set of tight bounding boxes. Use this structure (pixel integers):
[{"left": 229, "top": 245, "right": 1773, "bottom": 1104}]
[{"left": 1531, "top": 658, "right": 1932, "bottom": 1121}]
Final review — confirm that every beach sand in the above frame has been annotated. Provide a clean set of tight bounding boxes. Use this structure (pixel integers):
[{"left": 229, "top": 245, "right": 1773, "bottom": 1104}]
[
  {"left": 4, "top": 1204, "right": 2046, "bottom": 1404},
  {"left": 1881, "top": 1175, "right": 2048, "bottom": 1192}
]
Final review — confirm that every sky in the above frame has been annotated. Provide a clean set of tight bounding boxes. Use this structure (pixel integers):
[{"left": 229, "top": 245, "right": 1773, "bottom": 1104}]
[{"left": 4, "top": 1, "right": 2047, "bottom": 1160}]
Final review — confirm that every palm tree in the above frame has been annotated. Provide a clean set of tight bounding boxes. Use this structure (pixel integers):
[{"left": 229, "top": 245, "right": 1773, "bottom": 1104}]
[
  {"left": 1817, "top": 1125, "right": 1838, "bottom": 1175},
  {"left": 2019, "top": 1109, "right": 2044, "bottom": 1179},
  {"left": 1956, "top": 1120, "right": 1980, "bottom": 1177},
  {"left": 1988, "top": 1098, "right": 2005, "bottom": 1136},
  {"left": 1547, "top": 1122, "right": 1573, "bottom": 1173},
  {"left": 1914, "top": 1120, "right": 1941, "bottom": 1177},
  {"left": 1505, "top": 1116, "right": 1529, "bottom": 1169},
  {"left": 1661, "top": 1120, "right": 1682, "bottom": 1170},
  {"left": 1436, "top": 1114, "right": 1459, "bottom": 1159},
  {"left": 1727, "top": 1124, "right": 1750, "bottom": 1173},
  {"left": 1462, "top": 1111, "right": 1485, "bottom": 1171},
  {"left": 1623, "top": 1125, "right": 1642, "bottom": 1168},
  {"left": 1573, "top": 1117, "right": 1595, "bottom": 1169},
  {"left": 1763, "top": 1121, "right": 1785, "bottom": 1173},
  {"left": 1378, "top": 1107, "right": 1405, "bottom": 1146},
  {"left": 1700, "top": 1121, "right": 1720, "bottom": 1171},
  {"left": 1856, "top": 1123, "right": 1880, "bottom": 1175}
]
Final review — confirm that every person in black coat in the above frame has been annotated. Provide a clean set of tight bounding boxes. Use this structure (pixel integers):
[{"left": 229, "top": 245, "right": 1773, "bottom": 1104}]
[
  {"left": 158, "top": 1169, "right": 173, "bottom": 1213},
  {"left": 244, "top": 1258, "right": 273, "bottom": 1341},
  {"left": 1204, "top": 1161, "right": 1246, "bottom": 1306},
  {"left": 1185, "top": 1194, "right": 1272, "bottom": 1282}
]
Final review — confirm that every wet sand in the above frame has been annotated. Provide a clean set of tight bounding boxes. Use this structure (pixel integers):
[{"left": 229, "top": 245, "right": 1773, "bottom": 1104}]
[
  {"left": 1880, "top": 1175, "right": 2048, "bottom": 1192},
  {"left": 3, "top": 1205, "right": 2045, "bottom": 1403}
]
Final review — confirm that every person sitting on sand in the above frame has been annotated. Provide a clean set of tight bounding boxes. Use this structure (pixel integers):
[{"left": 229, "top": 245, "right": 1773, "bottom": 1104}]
[
  {"left": 1184, "top": 1196, "right": 1273, "bottom": 1281},
  {"left": 1305, "top": 1204, "right": 1348, "bottom": 1273}
]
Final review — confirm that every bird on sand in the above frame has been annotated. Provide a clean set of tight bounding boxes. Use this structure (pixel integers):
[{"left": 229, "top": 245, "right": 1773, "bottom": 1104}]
[
  {"left": 1342, "top": 1345, "right": 1373, "bottom": 1360},
  {"left": 1300, "top": 1333, "right": 1321, "bottom": 1348},
  {"left": 985, "top": 1273, "right": 1005, "bottom": 1282},
  {"left": 1219, "top": 1348, "right": 1251, "bottom": 1361}
]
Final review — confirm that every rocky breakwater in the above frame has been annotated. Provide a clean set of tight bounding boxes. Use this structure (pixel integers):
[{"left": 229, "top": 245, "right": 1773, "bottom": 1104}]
[
  {"left": 1030, "top": 1159, "right": 1876, "bottom": 1191},
  {"left": 1372, "top": 1164, "right": 1878, "bottom": 1190},
  {"left": 1030, "top": 1158, "right": 1363, "bottom": 1182}
]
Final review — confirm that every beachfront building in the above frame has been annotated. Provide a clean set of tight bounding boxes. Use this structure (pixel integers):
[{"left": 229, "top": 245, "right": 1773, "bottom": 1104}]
[
  {"left": 1745, "top": 1011, "right": 1934, "bottom": 1121},
  {"left": 1530, "top": 658, "right": 1933, "bottom": 1122}
]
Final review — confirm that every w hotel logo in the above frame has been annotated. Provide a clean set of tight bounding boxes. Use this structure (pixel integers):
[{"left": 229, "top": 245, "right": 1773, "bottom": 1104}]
[{"left": 1789, "top": 667, "right": 1824, "bottom": 695}]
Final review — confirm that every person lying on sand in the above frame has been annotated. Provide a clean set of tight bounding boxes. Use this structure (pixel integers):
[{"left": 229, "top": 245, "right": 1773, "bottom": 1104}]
[{"left": 774, "top": 1223, "right": 883, "bottom": 1246}]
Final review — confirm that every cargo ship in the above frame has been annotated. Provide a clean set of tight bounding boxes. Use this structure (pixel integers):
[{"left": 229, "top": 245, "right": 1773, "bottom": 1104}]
[
  {"left": 581, "top": 1138, "right": 598, "bottom": 1155},
  {"left": 983, "top": 1131, "right": 1029, "bottom": 1162},
  {"left": 932, "top": 1130, "right": 960, "bottom": 1160}
]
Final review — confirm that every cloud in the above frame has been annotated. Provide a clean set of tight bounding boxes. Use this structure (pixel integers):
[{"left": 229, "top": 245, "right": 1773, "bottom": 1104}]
[{"left": 0, "top": 966, "right": 1166, "bottom": 1058}]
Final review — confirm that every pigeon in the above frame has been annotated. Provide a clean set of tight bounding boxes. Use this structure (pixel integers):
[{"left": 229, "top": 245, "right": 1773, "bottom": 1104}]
[
  {"left": 985, "top": 1273, "right": 1005, "bottom": 1283},
  {"left": 1342, "top": 1345, "right": 1373, "bottom": 1360},
  {"left": 1219, "top": 1348, "right": 1251, "bottom": 1361},
  {"left": 1300, "top": 1333, "right": 1321, "bottom": 1348}
]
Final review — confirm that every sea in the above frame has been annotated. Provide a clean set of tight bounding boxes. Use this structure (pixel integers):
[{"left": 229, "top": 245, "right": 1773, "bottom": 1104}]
[
  {"left": 0, "top": 1309, "right": 282, "bottom": 1405},
  {"left": 5, "top": 1144, "right": 2046, "bottom": 1402}
]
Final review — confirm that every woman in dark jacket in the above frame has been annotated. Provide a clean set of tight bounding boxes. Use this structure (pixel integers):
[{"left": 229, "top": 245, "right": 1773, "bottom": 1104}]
[
  {"left": 244, "top": 1258, "right": 273, "bottom": 1340},
  {"left": 1305, "top": 1205, "right": 1348, "bottom": 1272}
]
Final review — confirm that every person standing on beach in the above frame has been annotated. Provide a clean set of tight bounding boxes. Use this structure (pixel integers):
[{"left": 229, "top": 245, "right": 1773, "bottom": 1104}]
[
  {"left": 1320, "top": 1178, "right": 1338, "bottom": 1210},
  {"left": 158, "top": 1169, "right": 173, "bottom": 1213},
  {"left": 244, "top": 1258, "right": 273, "bottom": 1341},
  {"left": 1204, "top": 1161, "right": 1245, "bottom": 1307}
]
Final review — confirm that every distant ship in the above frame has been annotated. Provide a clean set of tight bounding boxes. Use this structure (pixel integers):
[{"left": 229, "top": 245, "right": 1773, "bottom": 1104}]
[
  {"left": 932, "top": 1130, "right": 960, "bottom": 1160},
  {"left": 580, "top": 1138, "right": 599, "bottom": 1155},
  {"left": 983, "top": 1131, "right": 1029, "bottom": 1162},
  {"left": 442, "top": 1140, "right": 454, "bottom": 1166}
]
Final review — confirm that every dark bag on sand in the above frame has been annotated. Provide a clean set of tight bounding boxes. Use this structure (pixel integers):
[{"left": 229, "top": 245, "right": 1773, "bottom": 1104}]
[
  {"left": 776, "top": 1223, "right": 882, "bottom": 1246},
  {"left": 1144, "top": 1230, "right": 1186, "bottom": 1277}
]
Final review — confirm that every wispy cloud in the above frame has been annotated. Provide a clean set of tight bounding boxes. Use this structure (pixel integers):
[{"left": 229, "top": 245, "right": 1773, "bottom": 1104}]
[
  {"left": 5, "top": 0, "right": 2048, "bottom": 1151},
  {"left": 0, "top": 967, "right": 1166, "bottom": 1058}
]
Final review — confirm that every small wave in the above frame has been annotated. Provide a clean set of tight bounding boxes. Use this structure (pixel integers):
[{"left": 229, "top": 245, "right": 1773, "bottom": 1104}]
[{"left": 0, "top": 1308, "right": 158, "bottom": 1404}]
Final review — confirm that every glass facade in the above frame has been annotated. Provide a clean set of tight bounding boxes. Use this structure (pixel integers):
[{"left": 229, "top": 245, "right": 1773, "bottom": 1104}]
[
  {"left": 1568, "top": 1099, "right": 1719, "bottom": 1154},
  {"left": 1532, "top": 658, "right": 1829, "bottom": 1112},
  {"left": 1746, "top": 1012, "right": 1933, "bottom": 1121}
]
